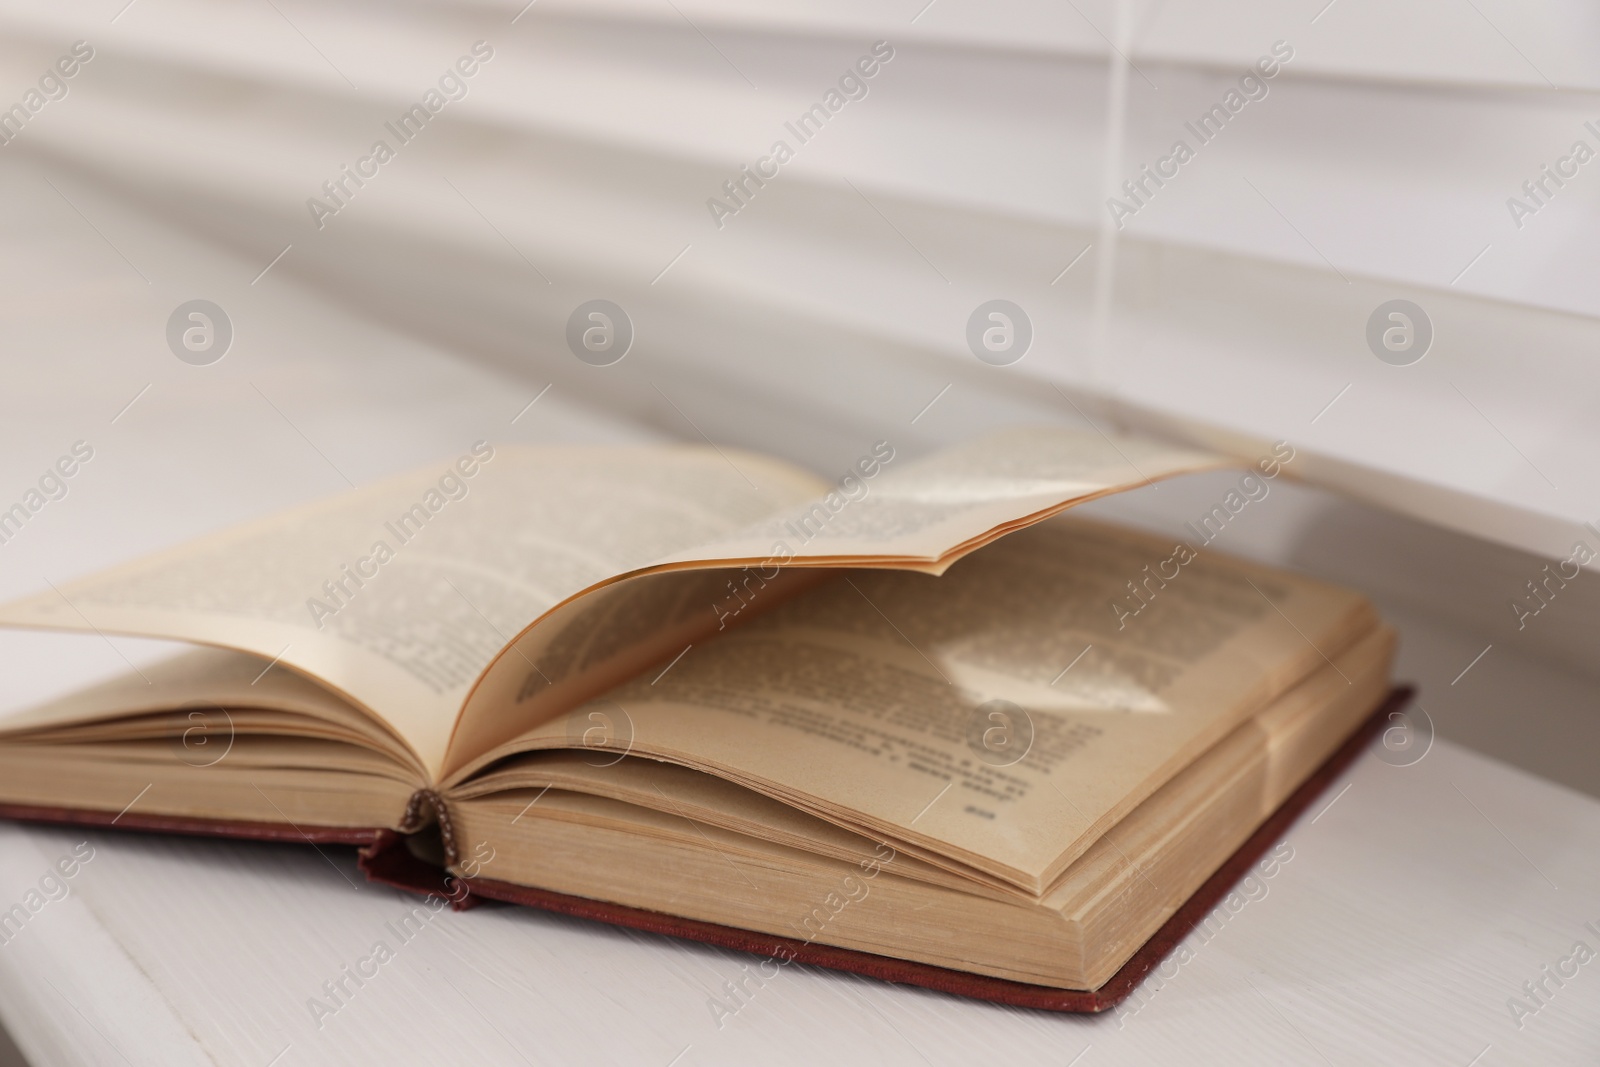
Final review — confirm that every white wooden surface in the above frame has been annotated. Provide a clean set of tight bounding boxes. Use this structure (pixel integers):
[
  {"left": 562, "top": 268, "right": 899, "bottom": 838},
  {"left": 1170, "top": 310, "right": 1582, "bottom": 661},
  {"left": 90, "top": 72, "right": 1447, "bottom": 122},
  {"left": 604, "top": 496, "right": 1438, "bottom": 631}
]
[{"left": 1, "top": 738, "right": 1597, "bottom": 1065}]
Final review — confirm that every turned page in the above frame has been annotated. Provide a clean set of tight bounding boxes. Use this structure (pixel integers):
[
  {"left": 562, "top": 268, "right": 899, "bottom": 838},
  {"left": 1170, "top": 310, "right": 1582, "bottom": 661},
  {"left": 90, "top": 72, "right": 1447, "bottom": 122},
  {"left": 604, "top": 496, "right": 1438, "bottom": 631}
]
[
  {"left": 650, "top": 426, "right": 1229, "bottom": 570},
  {"left": 520, "top": 517, "right": 1378, "bottom": 892},
  {"left": 444, "top": 426, "right": 1232, "bottom": 774},
  {"left": 0, "top": 443, "right": 825, "bottom": 777},
  {"left": 442, "top": 425, "right": 1225, "bottom": 775}
]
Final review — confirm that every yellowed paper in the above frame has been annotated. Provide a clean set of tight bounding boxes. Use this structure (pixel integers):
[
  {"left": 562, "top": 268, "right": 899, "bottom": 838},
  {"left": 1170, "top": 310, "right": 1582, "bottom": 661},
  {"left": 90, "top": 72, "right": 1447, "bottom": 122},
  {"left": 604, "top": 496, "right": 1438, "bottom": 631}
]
[
  {"left": 0, "top": 444, "right": 823, "bottom": 775},
  {"left": 515, "top": 517, "right": 1376, "bottom": 891}
]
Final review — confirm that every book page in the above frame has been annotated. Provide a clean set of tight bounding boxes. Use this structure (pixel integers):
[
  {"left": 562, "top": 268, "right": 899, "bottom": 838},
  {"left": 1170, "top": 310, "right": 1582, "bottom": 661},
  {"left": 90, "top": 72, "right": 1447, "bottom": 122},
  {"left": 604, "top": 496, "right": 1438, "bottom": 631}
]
[
  {"left": 495, "top": 517, "right": 1378, "bottom": 892},
  {"left": 649, "top": 426, "right": 1227, "bottom": 570},
  {"left": 441, "top": 564, "right": 829, "bottom": 780},
  {"left": 0, "top": 647, "right": 420, "bottom": 771},
  {"left": 0, "top": 426, "right": 1229, "bottom": 786},
  {"left": 0, "top": 444, "right": 825, "bottom": 777},
  {"left": 444, "top": 425, "right": 1231, "bottom": 775}
]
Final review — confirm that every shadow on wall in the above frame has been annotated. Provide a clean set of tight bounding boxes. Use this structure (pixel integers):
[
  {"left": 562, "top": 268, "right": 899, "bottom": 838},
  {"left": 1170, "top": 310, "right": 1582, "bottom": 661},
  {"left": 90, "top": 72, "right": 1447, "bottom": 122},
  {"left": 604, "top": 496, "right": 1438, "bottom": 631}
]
[{"left": 0, "top": 1020, "right": 28, "bottom": 1067}]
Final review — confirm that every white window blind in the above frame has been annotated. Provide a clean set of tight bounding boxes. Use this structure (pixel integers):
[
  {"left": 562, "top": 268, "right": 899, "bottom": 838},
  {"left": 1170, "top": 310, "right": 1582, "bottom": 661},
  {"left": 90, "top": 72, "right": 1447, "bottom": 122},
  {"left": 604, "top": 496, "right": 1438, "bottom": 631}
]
[{"left": 2, "top": 0, "right": 1594, "bottom": 560}]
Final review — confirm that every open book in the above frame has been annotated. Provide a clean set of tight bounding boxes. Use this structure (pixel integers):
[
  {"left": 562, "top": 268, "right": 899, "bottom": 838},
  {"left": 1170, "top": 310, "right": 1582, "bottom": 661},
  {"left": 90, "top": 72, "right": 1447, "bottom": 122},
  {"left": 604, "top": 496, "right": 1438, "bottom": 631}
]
[{"left": 0, "top": 427, "right": 1396, "bottom": 1009}]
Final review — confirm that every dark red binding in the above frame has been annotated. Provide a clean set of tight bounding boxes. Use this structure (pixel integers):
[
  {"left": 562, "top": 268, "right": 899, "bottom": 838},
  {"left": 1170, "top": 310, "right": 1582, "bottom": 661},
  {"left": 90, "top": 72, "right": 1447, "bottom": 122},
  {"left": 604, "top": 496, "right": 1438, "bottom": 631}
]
[
  {"left": 0, "top": 805, "right": 384, "bottom": 846},
  {"left": 364, "top": 686, "right": 1413, "bottom": 1012},
  {"left": 0, "top": 687, "right": 1411, "bottom": 1013}
]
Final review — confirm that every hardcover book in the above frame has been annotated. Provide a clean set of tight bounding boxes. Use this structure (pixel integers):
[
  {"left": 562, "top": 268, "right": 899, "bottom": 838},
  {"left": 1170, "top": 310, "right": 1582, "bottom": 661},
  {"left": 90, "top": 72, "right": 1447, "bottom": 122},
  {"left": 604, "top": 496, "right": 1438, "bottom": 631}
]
[{"left": 0, "top": 426, "right": 1396, "bottom": 1010}]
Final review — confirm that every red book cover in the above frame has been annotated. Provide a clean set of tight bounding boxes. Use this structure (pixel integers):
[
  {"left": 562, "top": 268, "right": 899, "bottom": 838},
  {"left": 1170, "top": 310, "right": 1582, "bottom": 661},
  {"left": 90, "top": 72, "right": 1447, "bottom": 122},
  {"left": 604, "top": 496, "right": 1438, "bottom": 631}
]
[{"left": 0, "top": 687, "right": 1410, "bottom": 1013}]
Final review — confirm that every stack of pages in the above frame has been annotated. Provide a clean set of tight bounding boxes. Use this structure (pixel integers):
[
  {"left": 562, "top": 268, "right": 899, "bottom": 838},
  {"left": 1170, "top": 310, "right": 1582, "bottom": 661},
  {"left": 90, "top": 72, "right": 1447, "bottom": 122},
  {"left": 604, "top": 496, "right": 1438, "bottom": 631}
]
[{"left": 0, "top": 427, "right": 1394, "bottom": 1009}]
